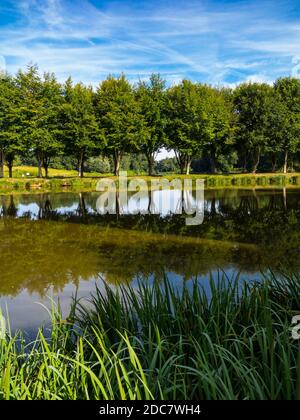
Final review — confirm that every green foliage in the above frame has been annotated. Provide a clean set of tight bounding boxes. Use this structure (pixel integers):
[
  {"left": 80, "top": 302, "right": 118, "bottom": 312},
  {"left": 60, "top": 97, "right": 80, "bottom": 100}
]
[
  {"left": 165, "top": 82, "right": 233, "bottom": 174},
  {"left": 60, "top": 79, "right": 100, "bottom": 177},
  {"left": 155, "top": 157, "right": 179, "bottom": 173},
  {"left": 1, "top": 66, "right": 300, "bottom": 177},
  {"left": 136, "top": 74, "right": 167, "bottom": 175},
  {"left": 199, "top": 86, "right": 235, "bottom": 173},
  {"left": 86, "top": 156, "right": 112, "bottom": 173},
  {"left": 165, "top": 80, "right": 204, "bottom": 174},
  {"left": 274, "top": 78, "right": 300, "bottom": 172},
  {"left": 15, "top": 66, "right": 63, "bottom": 178},
  {"left": 234, "top": 82, "right": 275, "bottom": 173},
  {"left": 0, "top": 74, "right": 23, "bottom": 177},
  {"left": 119, "top": 153, "right": 148, "bottom": 173},
  {"left": 95, "top": 75, "right": 145, "bottom": 175}
]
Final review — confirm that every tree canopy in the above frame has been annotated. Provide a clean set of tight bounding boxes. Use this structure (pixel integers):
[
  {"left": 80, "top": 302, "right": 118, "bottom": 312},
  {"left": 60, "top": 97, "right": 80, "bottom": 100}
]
[
  {"left": 1, "top": 66, "right": 300, "bottom": 177},
  {"left": 95, "top": 74, "right": 144, "bottom": 176}
]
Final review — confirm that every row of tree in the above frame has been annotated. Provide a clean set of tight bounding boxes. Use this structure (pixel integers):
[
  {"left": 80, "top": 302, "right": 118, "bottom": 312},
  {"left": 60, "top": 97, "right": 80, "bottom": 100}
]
[{"left": 0, "top": 65, "right": 300, "bottom": 178}]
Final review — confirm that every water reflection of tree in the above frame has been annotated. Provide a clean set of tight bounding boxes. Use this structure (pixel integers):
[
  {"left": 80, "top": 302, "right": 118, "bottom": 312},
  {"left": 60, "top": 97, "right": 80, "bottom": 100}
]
[
  {"left": 1, "top": 188, "right": 300, "bottom": 295},
  {"left": 0, "top": 218, "right": 260, "bottom": 297},
  {"left": 37, "top": 194, "right": 53, "bottom": 219},
  {"left": 1, "top": 195, "right": 18, "bottom": 218},
  {"left": 77, "top": 193, "right": 88, "bottom": 219}
]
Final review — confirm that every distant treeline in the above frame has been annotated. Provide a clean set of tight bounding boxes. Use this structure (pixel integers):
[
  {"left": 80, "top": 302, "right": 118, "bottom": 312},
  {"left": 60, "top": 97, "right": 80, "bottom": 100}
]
[{"left": 0, "top": 65, "right": 300, "bottom": 178}]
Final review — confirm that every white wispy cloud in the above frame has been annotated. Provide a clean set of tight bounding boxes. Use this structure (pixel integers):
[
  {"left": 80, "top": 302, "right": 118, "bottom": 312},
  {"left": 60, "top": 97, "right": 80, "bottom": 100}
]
[{"left": 0, "top": 0, "right": 299, "bottom": 85}]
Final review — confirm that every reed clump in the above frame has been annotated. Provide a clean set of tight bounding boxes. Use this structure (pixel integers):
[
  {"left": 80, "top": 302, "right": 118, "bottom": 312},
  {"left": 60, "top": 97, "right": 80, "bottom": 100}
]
[{"left": 1, "top": 273, "right": 300, "bottom": 400}]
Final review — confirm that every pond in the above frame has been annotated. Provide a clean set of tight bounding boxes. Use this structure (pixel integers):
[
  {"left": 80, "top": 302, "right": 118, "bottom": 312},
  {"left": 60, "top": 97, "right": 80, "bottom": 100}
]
[{"left": 0, "top": 187, "right": 299, "bottom": 335}]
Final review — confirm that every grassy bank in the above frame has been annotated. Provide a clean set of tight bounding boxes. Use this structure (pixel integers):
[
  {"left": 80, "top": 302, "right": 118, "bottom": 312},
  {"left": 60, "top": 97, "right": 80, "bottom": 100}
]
[
  {"left": 2, "top": 165, "right": 105, "bottom": 179},
  {"left": 1, "top": 273, "right": 300, "bottom": 400},
  {"left": 1, "top": 166, "right": 300, "bottom": 193}
]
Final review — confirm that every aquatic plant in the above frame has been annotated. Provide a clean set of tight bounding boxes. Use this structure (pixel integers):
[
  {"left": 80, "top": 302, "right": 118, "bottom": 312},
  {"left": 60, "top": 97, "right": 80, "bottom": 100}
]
[{"left": 1, "top": 273, "right": 300, "bottom": 400}]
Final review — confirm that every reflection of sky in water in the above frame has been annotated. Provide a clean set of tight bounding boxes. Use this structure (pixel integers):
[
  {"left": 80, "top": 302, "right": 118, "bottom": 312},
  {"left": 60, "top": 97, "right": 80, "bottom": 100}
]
[
  {"left": 17, "top": 203, "right": 39, "bottom": 218},
  {"left": 4, "top": 190, "right": 207, "bottom": 219},
  {"left": 16, "top": 203, "right": 85, "bottom": 219},
  {"left": 56, "top": 204, "right": 79, "bottom": 215},
  {"left": 0, "top": 269, "right": 264, "bottom": 337},
  {"left": 96, "top": 189, "right": 202, "bottom": 216},
  {"left": 0, "top": 276, "right": 105, "bottom": 339},
  {"left": 127, "top": 190, "right": 186, "bottom": 215}
]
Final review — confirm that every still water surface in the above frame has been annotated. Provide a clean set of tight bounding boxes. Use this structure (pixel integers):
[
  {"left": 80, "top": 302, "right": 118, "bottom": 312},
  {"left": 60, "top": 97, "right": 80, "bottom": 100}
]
[{"left": 0, "top": 188, "right": 299, "bottom": 334}]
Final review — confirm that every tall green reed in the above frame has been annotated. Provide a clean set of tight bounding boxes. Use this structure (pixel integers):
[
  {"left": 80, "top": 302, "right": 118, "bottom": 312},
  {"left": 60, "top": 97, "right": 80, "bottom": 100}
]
[{"left": 1, "top": 272, "right": 300, "bottom": 400}]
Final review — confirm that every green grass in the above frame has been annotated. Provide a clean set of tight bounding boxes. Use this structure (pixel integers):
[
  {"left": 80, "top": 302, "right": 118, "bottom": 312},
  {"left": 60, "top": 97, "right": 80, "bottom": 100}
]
[
  {"left": 1, "top": 165, "right": 300, "bottom": 194},
  {"left": 1, "top": 273, "right": 300, "bottom": 400},
  {"left": 4, "top": 165, "right": 106, "bottom": 179}
]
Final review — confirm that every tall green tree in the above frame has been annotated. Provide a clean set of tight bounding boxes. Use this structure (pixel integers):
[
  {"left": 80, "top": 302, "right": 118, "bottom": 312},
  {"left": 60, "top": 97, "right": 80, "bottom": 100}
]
[
  {"left": 274, "top": 77, "right": 300, "bottom": 173},
  {"left": 95, "top": 75, "right": 144, "bottom": 176},
  {"left": 265, "top": 89, "right": 290, "bottom": 172},
  {"left": 15, "top": 65, "right": 63, "bottom": 178},
  {"left": 0, "top": 74, "right": 23, "bottom": 178},
  {"left": 165, "top": 80, "right": 203, "bottom": 175},
  {"left": 136, "top": 74, "right": 166, "bottom": 175},
  {"left": 234, "top": 83, "right": 274, "bottom": 173},
  {"left": 60, "top": 79, "right": 100, "bottom": 177},
  {"left": 200, "top": 86, "right": 235, "bottom": 173},
  {"left": 40, "top": 72, "right": 64, "bottom": 177}
]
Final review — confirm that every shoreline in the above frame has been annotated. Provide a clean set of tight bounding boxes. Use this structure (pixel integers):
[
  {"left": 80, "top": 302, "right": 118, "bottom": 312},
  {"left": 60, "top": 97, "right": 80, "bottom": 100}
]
[{"left": 0, "top": 172, "right": 300, "bottom": 194}]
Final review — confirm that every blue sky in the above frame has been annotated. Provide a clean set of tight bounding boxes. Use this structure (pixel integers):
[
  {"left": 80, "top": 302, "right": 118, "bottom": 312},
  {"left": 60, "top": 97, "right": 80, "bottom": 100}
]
[{"left": 0, "top": 0, "right": 300, "bottom": 86}]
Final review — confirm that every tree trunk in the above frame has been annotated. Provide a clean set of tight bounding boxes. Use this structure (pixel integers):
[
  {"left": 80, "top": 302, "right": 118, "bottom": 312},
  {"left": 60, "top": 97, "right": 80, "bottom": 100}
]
[
  {"left": 252, "top": 149, "right": 260, "bottom": 174},
  {"left": 80, "top": 160, "right": 84, "bottom": 178},
  {"left": 242, "top": 155, "right": 248, "bottom": 173},
  {"left": 147, "top": 153, "right": 155, "bottom": 176},
  {"left": 38, "top": 158, "right": 43, "bottom": 178},
  {"left": 283, "top": 150, "right": 288, "bottom": 174},
  {"left": 113, "top": 151, "right": 122, "bottom": 176},
  {"left": 210, "top": 148, "right": 217, "bottom": 174},
  {"left": 43, "top": 163, "right": 49, "bottom": 178},
  {"left": 271, "top": 155, "right": 277, "bottom": 173},
  {"left": 174, "top": 151, "right": 185, "bottom": 174},
  {"left": 186, "top": 159, "right": 191, "bottom": 175},
  {"left": 210, "top": 157, "right": 216, "bottom": 174},
  {"left": 0, "top": 150, "right": 4, "bottom": 178},
  {"left": 179, "top": 162, "right": 185, "bottom": 174},
  {"left": 78, "top": 152, "right": 84, "bottom": 178},
  {"left": 42, "top": 156, "right": 51, "bottom": 178},
  {"left": 8, "top": 162, "right": 13, "bottom": 178},
  {"left": 179, "top": 155, "right": 188, "bottom": 175}
]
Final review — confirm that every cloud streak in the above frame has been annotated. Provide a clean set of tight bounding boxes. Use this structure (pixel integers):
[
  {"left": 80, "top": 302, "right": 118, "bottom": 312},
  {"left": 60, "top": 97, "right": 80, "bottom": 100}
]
[{"left": 0, "top": 0, "right": 299, "bottom": 85}]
